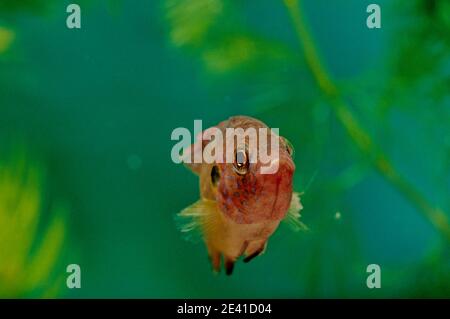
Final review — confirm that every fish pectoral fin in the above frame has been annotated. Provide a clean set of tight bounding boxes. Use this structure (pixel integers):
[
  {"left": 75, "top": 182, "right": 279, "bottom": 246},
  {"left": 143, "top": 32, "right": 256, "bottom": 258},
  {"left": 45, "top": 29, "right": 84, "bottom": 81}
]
[
  {"left": 283, "top": 192, "right": 309, "bottom": 232},
  {"left": 176, "top": 199, "right": 218, "bottom": 243}
]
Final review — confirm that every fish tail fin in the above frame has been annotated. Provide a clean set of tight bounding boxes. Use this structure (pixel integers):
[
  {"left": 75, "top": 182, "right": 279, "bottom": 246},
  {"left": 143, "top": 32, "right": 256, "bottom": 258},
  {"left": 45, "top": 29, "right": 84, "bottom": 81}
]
[{"left": 283, "top": 192, "right": 309, "bottom": 232}]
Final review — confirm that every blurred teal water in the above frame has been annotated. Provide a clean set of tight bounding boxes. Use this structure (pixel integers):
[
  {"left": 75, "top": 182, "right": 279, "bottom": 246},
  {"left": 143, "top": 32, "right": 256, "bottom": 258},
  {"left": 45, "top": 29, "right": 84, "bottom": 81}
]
[{"left": 0, "top": 0, "right": 448, "bottom": 297}]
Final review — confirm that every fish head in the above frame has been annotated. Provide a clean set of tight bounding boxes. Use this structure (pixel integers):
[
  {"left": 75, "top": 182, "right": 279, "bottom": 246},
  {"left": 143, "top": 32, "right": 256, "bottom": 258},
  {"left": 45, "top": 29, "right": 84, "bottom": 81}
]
[{"left": 213, "top": 133, "right": 295, "bottom": 224}]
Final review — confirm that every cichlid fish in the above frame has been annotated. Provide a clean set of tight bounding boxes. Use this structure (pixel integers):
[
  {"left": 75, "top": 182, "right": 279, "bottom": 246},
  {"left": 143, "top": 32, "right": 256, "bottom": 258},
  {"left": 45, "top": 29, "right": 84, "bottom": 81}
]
[{"left": 178, "top": 115, "right": 304, "bottom": 275}]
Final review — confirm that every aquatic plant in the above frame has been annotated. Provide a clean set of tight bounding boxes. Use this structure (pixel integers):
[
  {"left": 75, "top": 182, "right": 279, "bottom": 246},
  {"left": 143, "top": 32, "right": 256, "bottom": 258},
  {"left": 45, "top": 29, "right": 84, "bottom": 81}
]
[
  {"left": 0, "top": 26, "right": 14, "bottom": 54},
  {"left": 0, "top": 147, "right": 68, "bottom": 298},
  {"left": 164, "top": 0, "right": 292, "bottom": 75}
]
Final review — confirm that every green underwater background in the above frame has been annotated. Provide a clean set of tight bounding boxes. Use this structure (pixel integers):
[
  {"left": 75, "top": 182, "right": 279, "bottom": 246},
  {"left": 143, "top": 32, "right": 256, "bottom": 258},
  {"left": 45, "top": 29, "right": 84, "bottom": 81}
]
[{"left": 0, "top": 0, "right": 449, "bottom": 298}]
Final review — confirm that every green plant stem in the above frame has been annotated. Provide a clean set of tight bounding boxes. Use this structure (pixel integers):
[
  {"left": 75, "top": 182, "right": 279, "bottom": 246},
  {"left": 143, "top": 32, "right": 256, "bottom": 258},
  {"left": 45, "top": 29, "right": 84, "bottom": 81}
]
[{"left": 283, "top": 0, "right": 450, "bottom": 240}]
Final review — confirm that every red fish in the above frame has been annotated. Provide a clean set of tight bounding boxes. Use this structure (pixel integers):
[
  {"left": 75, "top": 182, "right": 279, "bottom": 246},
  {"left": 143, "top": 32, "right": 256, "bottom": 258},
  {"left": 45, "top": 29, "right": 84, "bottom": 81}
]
[{"left": 178, "top": 116, "right": 304, "bottom": 275}]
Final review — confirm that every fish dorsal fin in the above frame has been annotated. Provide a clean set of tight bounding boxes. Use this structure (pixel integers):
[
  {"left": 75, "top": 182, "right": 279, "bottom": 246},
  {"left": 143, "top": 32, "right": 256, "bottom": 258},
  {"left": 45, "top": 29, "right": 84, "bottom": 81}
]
[
  {"left": 176, "top": 199, "right": 219, "bottom": 243},
  {"left": 283, "top": 192, "right": 309, "bottom": 232}
]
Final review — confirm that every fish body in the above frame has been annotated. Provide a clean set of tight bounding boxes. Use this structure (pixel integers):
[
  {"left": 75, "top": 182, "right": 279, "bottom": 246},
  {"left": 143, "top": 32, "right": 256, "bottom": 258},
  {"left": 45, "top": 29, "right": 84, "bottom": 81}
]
[{"left": 178, "top": 115, "right": 303, "bottom": 274}]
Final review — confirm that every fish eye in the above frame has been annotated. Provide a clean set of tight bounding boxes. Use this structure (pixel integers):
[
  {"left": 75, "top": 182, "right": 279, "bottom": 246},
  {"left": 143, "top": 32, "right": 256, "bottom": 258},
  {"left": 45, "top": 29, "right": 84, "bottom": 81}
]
[
  {"left": 211, "top": 165, "right": 220, "bottom": 185},
  {"left": 233, "top": 149, "right": 249, "bottom": 175}
]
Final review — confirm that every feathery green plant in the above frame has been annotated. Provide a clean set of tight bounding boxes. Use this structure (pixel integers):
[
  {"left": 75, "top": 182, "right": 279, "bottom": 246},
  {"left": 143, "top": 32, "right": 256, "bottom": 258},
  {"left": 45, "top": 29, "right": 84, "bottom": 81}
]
[
  {"left": 0, "top": 26, "right": 14, "bottom": 54},
  {"left": 0, "top": 146, "right": 67, "bottom": 298}
]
